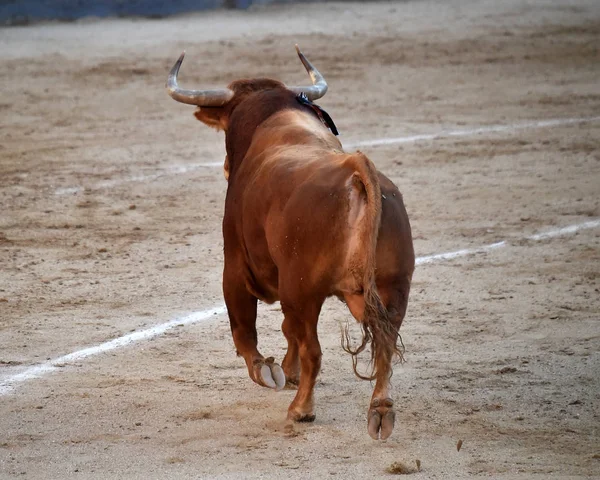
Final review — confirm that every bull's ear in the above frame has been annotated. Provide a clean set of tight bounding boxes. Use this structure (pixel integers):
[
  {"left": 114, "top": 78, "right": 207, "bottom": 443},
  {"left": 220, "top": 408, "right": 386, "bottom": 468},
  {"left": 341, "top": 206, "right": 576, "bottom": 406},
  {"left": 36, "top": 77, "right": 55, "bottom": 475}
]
[{"left": 194, "top": 107, "right": 229, "bottom": 131}]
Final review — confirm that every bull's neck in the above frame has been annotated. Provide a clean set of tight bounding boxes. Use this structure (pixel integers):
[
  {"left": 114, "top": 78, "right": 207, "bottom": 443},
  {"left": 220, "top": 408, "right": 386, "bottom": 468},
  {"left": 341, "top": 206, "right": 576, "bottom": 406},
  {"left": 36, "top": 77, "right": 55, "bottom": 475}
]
[{"left": 224, "top": 89, "right": 330, "bottom": 178}]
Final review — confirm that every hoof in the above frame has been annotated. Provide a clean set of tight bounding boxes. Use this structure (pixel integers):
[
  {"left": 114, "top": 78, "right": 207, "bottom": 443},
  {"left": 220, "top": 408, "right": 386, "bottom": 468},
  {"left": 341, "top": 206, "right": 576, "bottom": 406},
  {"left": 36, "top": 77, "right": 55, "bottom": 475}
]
[
  {"left": 284, "top": 377, "right": 299, "bottom": 390},
  {"left": 367, "top": 398, "right": 395, "bottom": 440},
  {"left": 253, "top": 357, "right": 286, "bottom": 391},
  {"left": 287, "top": 410, "right": 316, "bottom": 423}
]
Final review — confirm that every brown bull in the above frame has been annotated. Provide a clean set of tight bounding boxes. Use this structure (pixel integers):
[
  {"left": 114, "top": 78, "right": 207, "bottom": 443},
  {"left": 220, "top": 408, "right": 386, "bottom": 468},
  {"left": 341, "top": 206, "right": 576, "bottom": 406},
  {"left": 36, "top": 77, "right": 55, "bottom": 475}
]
[{"left": 166, "top": 46, "right": 414, "bottom": 440}]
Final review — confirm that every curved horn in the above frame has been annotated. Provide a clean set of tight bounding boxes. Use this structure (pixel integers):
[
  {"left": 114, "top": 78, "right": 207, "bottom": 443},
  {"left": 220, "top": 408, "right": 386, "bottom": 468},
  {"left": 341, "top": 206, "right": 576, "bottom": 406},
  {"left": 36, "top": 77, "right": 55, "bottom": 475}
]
[
  {"left": 166, "top": 51, "right": 234, "bottom": 107},
  {"left": 288, "top": 45, "right": 328, "bottom": 101}
]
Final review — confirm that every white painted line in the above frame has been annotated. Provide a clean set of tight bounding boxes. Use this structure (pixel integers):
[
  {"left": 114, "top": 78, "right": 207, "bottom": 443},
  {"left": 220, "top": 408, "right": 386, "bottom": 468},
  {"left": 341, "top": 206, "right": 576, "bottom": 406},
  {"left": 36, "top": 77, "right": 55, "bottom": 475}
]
[
  {"left": 528, "top": 219, "right": 600, "bottom": 241},
  {"left": 54, "top": 162, "right": 223, "bottom": 195},
  {"left": 417, "top": 219, "right": 600, "bottom": 266},
  {"left": 55, "top": 186, "right": 84, "bottom": 195},
  {"left": 416, "top": 241, "right": 506, "bottom": 265},
  {"left": 54, "top": 115, "right": 600, "bottom": 195},
  {"left": 1, "top": 218, "right": 598, "bottom": 396},
  {"left": 344, "top": 115, "right": 600, "bottom": 149},
  {"left": 0, "top": 306, "right": 226, "bottom": 396}
]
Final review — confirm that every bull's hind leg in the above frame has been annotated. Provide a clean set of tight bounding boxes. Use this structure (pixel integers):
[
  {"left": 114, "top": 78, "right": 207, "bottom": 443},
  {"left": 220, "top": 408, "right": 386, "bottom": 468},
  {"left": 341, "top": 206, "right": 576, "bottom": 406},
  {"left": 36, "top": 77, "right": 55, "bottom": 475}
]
[
  {"left": 280, "top": 298, "right": 324, "bottom": 421},
  {"left": 281, "top": 315, "right": 301, "bottom": 388},
  {"left": 223, "top": 279, "right": 285, "bottom": 391},
  {"left": 367, "top": 278, "right": 411, "bottom": 440}
]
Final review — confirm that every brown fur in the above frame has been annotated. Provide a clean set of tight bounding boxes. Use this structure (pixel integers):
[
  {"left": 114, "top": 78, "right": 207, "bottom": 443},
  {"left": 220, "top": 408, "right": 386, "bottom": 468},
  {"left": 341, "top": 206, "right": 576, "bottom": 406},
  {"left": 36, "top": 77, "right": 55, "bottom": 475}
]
[
  {"left": 188, "top": 76, "right": 414, "bottom": 438},
  {"left": 340, "top": 152, "right": 405, "bottom": 380}
]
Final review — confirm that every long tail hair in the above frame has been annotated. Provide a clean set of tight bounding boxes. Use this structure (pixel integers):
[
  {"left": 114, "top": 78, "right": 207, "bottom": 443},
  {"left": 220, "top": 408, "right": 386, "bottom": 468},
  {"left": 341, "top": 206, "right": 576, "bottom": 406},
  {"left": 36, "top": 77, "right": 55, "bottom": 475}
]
[{"left": 340, "top": 152, "right": 405, "bottom": 380}]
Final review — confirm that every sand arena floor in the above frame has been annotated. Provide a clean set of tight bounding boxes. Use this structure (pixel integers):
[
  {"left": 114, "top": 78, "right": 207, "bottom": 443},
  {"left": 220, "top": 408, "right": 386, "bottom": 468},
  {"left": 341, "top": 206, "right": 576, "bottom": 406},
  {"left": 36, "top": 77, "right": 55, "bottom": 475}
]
[{"left": 1, "top": 0, "right": 599, "bottom": 478}]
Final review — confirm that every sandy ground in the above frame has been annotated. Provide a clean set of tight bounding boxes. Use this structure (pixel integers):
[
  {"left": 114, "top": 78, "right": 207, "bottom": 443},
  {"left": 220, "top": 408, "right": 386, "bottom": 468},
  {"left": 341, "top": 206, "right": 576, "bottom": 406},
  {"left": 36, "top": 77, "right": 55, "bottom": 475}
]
[{"left": 1, "top": 0, "right": 599, "bottom": 478}]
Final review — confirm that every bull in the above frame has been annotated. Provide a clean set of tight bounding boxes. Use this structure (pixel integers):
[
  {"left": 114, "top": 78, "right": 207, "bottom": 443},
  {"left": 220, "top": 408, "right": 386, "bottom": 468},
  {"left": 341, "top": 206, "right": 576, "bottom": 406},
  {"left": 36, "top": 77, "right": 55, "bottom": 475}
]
[{"left": 166, "top": 46, "right": 414, "bottom": 440}]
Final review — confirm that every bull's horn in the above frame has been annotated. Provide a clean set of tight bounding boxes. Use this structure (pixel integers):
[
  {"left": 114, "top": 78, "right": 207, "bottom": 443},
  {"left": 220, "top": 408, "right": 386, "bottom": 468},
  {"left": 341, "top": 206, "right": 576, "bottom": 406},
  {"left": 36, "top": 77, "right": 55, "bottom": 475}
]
[
  {"left": 166, "top": 51, "right": 234, "bottom": 107},
  {"left": 288, "top": 45, "right": 328, "bottom": 101}
]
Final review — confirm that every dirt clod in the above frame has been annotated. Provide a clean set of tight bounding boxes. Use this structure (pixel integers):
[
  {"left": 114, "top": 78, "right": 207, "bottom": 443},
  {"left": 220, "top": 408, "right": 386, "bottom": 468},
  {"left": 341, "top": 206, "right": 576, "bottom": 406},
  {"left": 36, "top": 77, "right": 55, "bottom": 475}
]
[{"left": 387, "top": 460, "right": 421, "bottom": 475}]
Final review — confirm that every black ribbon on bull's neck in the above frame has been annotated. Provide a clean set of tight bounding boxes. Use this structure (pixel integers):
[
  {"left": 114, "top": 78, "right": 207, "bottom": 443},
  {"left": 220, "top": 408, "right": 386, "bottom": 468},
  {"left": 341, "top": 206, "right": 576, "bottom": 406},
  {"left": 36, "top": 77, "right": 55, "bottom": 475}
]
[{"left": 296, "top": 92, "right": 339, "bottom": 136}]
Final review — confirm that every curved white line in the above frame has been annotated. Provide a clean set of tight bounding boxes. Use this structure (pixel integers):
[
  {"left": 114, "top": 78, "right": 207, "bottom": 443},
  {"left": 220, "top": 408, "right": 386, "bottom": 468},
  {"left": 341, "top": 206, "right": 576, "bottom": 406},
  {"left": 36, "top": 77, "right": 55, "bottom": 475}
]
[
  {"left": 416, "top": 241, "right": 506, "bottom": 265},
  {"left": 1, "top": 219, "right": 598, "bottom": 396},
  {"left": 0, "top": 306, "right": 226, "bottom": 395},
  {"left": 344, "top": 115, "right": 600, "bottom": 149},
  {"left": 54, "top": 163, "right": 223, "bottom": 195},
  {"left": 54, "top": 115, "right": 600, "bottom": 195}
]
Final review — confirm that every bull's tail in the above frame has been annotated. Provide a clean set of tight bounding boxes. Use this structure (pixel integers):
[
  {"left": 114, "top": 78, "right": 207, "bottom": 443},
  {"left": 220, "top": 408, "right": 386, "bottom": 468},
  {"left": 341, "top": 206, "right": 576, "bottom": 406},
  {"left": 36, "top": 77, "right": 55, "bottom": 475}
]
[{"left": 341, "top": 151, "right": 404, "bottom": 380}]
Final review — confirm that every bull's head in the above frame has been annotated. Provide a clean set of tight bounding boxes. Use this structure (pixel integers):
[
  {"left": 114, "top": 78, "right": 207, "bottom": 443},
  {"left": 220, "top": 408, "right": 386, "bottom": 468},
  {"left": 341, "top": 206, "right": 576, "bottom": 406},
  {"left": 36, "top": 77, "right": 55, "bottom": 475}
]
[
  {"left": 166, "top": 46, "right": 328, "bottom": 180},
  {"left": 166, "top": 44, "right": 327, "bottom": 111}
]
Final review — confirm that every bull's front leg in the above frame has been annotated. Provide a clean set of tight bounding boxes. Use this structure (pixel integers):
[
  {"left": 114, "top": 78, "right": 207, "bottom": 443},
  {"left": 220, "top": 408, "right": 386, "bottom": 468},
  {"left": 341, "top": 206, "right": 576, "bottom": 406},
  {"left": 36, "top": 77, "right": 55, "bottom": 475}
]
[{"left": 223, "top": 277, "right": 285, "bottom": 391}]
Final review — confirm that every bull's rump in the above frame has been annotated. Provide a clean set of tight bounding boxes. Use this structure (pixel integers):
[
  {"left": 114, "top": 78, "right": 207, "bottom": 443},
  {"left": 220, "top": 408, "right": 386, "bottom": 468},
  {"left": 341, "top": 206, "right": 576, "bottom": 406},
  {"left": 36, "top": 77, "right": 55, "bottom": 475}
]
[{"left": 231, "top": 147, "right": 412, "bottom": 303}]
